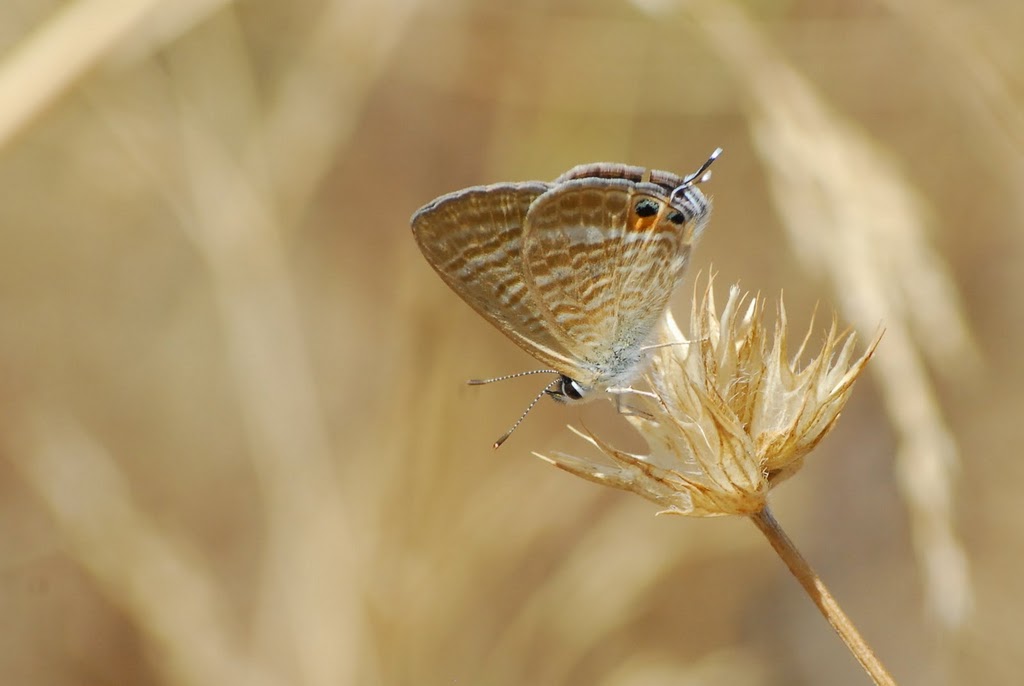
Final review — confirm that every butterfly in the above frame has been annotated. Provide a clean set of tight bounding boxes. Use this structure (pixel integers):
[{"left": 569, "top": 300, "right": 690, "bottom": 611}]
[{"left": 411, "top": 149, "right": 720, "bottom": 445}]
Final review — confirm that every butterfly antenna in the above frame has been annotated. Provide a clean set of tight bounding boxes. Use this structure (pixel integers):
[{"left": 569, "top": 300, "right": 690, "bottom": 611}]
[
  {"left": 467, "top": 369, "right": 559, "bottom": 385},
  {"left": 492, "top": 377, "right": 561, "bottom": 449}
]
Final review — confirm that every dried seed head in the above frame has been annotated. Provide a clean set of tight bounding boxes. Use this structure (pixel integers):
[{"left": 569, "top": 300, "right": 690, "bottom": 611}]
[{"left": 537, "top": 277, "right": 880, "bottom": 516}]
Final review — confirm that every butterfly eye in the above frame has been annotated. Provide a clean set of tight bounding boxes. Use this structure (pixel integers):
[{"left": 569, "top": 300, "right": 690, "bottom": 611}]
[
  {"left": 667, "top": 211, "right": 686, "bottom": 225},
  {"left": 634, "top": 199, "right": 660, "bottom": 217},
  {"left": 561, "top": 376, "right": 586, "bottom": 401}
]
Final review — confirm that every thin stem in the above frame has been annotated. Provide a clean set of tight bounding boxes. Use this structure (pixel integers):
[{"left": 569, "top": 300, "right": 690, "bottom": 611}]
[{"left": 749, "top": 507, "right": 897, "bottom": 686}]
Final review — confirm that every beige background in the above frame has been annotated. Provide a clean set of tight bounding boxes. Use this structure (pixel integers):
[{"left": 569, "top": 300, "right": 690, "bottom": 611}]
[{"left": 0, "top": 1, "right": 1019, "bottom": 684}]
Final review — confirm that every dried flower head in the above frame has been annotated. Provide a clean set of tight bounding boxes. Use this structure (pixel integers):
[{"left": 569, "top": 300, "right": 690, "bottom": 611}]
[{"left": 537, "top": 278, "right": 880, "bottom": 516}]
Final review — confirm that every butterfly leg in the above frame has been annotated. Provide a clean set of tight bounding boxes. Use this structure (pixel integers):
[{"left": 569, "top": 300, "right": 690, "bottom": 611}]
[{"left": 606, "top": 386, "right": 658, "bottom": 421}]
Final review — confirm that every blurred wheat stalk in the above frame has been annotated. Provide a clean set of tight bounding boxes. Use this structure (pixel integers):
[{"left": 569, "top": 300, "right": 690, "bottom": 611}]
[{"left": 2, "top": 0, "right": 419, "bottom": 684}]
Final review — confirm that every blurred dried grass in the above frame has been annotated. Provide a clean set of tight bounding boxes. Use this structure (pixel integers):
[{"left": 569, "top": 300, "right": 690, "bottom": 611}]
[{"left": 0, "top": 0, "right": 1020, "bottom": 684}]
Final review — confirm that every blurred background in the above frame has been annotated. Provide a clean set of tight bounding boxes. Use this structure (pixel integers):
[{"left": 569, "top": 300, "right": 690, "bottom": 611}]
[{"left": 0, "top": 0, "right": 1019, "bottom": 684}]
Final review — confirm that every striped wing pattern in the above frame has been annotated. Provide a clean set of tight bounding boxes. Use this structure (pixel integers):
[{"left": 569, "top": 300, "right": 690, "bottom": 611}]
[
  {"left": 521, "top": 179, "right": 697, "bottom": 388},
  {"left": 411, "top": 182, "right": 582, "bottom": 373}
]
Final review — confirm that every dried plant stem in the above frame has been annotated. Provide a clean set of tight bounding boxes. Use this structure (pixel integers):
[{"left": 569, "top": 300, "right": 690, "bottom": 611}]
[{"left": 750, "top": 507, "right": 897, "bottom": 686}]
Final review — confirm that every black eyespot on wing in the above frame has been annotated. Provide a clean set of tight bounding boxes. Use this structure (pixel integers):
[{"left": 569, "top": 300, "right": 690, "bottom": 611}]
[
  {"left": 635, "top": 199, "right": 659, "bottom": 217},
  {"left": 667, "top": 210, "right": 686, "bottom": 225}
]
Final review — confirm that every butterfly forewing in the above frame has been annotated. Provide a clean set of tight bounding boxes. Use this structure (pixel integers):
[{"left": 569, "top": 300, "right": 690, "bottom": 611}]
[{"left": 410, "top": 182, "right": 582, "bottom": 372}]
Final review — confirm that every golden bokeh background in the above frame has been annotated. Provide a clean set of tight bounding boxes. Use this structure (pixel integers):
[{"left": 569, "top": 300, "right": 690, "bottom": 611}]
[{"left": 0, "top": 1, "right": 1020, "bottom": 684}]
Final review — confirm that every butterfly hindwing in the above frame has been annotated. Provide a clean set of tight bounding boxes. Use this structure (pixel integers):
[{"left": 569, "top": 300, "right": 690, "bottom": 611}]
[{"left": 520, "top": 179, "right": 702, "bottom": 388}]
